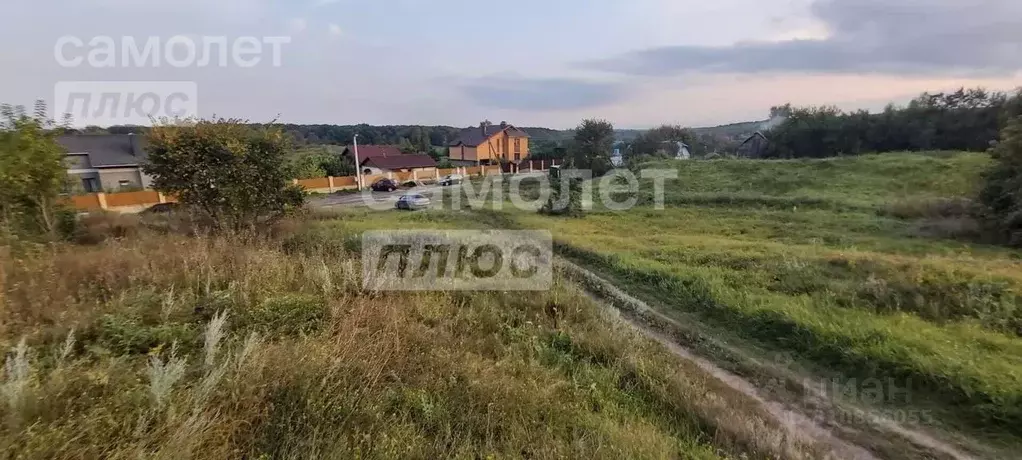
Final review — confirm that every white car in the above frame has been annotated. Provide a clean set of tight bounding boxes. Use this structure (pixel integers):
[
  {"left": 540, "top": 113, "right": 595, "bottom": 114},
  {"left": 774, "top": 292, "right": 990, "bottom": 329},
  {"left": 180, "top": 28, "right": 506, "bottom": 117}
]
[
  {"left": 395, "top": 193, "right": 430, "bottom": 210},
  {"left": 439, "top": 174, "right": 464, "bottom": 186}
]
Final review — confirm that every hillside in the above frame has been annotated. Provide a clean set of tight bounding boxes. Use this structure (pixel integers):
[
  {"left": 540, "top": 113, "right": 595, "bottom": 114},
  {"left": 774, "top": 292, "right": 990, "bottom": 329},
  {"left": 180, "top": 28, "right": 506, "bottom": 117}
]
[{"left": 329, "top": 151, "right": 1019, "bottom": 458}]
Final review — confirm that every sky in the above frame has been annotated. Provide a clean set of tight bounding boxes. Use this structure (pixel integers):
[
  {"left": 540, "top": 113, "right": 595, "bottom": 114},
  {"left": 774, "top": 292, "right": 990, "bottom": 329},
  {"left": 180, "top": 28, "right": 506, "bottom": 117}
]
[{"left": 2, "top": 0, "right": 1022, "bottom": 129}]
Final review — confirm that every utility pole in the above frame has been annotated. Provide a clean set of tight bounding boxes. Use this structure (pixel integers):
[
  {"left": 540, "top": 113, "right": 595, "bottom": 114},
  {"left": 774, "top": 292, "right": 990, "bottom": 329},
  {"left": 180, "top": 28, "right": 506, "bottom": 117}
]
[{"left": 353, "top": 134, "right": 362, "bottom": 190}]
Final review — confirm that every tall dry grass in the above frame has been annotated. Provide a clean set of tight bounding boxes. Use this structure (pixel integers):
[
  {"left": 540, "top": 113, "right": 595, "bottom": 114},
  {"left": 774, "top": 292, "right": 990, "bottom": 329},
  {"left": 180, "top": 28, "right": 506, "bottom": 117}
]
[{"left": 0, "top": 218, "right": 827, "bottom": 459}]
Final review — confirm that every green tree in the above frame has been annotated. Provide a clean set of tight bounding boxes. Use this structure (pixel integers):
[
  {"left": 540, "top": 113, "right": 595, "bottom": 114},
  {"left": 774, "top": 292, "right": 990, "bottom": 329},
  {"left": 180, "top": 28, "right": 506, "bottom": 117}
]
[
  {"left": 628, "top": 125, "right": 695, "bottom": 159},
  {"left": 569, "top": 119, "right": 615, "bottom": 176},
  {"left": 0, "top": 101, "right": 68, "bottom": 239},
  {"left": 979, "top": 115, "right": 1022, "bottom": 246},
  {"left": 143, "top": 119, "right": 305, "bottom": 232}
]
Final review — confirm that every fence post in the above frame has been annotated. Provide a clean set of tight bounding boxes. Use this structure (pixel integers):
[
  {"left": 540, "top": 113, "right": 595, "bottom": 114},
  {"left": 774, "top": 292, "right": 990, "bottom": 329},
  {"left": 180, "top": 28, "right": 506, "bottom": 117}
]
[
  {"left": 328, "top": 176, "right": 335, "bottom": 193},
  {"left": 412, "top": 170, "right": 418, "bottom": 181},
  {"left": 435, "top": 169, "right": 440, "bottom": 182},
  {"left": 96, "top": 192, "right": 108, "bottom": 210},
  {"left": 157, "top": 192, "right": 167, "bottom": 204}
]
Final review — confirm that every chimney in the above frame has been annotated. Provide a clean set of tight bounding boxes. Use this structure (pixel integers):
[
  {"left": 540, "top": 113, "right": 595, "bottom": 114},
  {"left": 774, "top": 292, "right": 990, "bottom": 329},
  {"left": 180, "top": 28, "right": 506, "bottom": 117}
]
[
  {"left": 480, "top": 121, "right": 488, "bottom": 135},
  {"left": 500, "top": 121, "right": 507, "bottom": 129}
]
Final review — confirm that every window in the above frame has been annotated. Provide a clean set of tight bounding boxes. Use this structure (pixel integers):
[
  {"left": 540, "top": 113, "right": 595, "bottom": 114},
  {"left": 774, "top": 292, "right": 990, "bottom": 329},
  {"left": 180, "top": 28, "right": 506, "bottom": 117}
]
[
  {"left": 514, "top": 139, "right": 521, "bottom": 152},
  {"left": 118, "top": 180, "right": 131, "bottom": 188},
  {"left": 81, "top": 178, "right": 99, "bottom": 193}
]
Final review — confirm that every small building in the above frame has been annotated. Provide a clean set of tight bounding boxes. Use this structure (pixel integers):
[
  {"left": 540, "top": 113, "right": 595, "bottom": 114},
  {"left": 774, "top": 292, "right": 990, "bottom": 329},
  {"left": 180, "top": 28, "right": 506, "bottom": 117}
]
[
  {"left": 611, "top": 147, "right": 624, "bottom": 167},
  {"left": 360, "top": 154, "right": 438, "bottom": 176},
  {"left": 58, "top": 134, "right": 153, "bottom": 192},
  {"left": 449, "top": 121, "right": 530, "bottom": 166},
  {"left": 675, "top": 142, "right": 691, "bottom": 160},
  {"left": 737, "top": 132, "right": 769, "bottom": 158}
]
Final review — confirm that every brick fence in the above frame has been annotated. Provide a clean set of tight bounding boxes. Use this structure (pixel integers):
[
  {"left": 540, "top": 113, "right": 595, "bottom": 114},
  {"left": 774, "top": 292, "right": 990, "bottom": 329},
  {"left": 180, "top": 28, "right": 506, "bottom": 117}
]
[{"left": 69, "top": 160, "right": 559, "bottom": 212}]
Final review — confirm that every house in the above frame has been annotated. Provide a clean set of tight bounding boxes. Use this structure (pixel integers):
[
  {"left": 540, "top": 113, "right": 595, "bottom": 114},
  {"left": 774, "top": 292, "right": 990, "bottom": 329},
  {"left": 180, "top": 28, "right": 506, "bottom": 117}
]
[
  {"left": 360, "top": 154, "right": 437, "bottom": 176},
  {"left": 340, "top": 144, "right": 404, "bottom": 161},
  {"left": 58, "top": 134, "right": 153, "bottom": 192},
  {"left": 737, "top": 132, "right": 769, "bottom": 158},
  {"left": 449, "top": 121, "right": 530, "bottom": 166},
  {"left": 610, "top": 147, "right": 624, "bottom": 167},
  {"left": 675, "top": 142, "right": 691, "bottom": 160}
]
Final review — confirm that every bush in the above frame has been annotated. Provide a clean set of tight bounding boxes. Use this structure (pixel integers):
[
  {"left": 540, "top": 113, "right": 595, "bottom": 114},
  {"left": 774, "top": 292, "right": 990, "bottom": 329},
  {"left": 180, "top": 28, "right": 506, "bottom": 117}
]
[
  {"left": 94, "top": 314, "right": 199, "bottom": 355},
  {"left": 242, "top": 294, "right": 327, "bottom": 336},
  {"left": 978, "top": 115, "right": 1022, "bottom": 246},
  {"left": 144, "top": 119, "right": 306, "bottom": 232},
  {"left": 71, "top": 211, "right": 142, "bottom": 245}
]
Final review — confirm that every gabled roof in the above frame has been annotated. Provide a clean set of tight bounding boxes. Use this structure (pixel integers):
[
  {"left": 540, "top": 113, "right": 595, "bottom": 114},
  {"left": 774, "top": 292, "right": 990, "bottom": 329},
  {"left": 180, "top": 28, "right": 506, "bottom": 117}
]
[
  {"left": 451, "top": 124, "right": 530, "bottom": 147},
  {"left": 341, "top": 145, "right": 403, "bottom": 158},
  {"left": 740, "top": 131, "right": 768, "bottom": 146},
  {"left": 57, "top": 134, "right": 148, "bottom": 168},
  {"left": 361, "top": 154, "right": 437, "bottom": 170}
]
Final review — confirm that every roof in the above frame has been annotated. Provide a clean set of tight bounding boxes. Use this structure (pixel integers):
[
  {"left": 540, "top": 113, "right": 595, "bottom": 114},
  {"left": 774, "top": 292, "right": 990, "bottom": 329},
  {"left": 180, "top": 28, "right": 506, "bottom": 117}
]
[
  {"left": 740, "top": 132, "right": 768, "bottom": 146},
  {"left": 341, "top": 145, "right": 403, "bottom": 158},
  {"left": 451, "top": 124, "right": 530, "bottom": 147},
  {"left": 361, "top": 154, "right": 437, "bottom": 170},
  {"left": 57, "top": 134, "right": 148, "bottom": 168}
]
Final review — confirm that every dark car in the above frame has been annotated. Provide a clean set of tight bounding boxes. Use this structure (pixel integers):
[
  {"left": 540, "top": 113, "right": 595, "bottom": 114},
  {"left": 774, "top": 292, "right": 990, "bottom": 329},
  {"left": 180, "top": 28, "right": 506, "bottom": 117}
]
[
  {"left": 371, "top": 178, "right": 399, "bottom": 192},
  {"left": 141, "top": 202, "right": 182, "bottom": 215}
]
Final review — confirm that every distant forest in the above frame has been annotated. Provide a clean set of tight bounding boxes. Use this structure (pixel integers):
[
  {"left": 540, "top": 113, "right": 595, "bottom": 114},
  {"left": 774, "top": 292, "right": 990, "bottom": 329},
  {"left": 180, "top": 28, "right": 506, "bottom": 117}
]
[{"left": 75, "top": 86, "right": 1022, "bottom": 161}]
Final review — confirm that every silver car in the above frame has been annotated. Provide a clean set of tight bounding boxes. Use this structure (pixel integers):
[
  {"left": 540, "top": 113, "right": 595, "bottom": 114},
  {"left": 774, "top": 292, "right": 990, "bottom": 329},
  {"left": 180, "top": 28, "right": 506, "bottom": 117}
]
[{"left": 395, "top": 193, "right": 430, "bottom": 210}]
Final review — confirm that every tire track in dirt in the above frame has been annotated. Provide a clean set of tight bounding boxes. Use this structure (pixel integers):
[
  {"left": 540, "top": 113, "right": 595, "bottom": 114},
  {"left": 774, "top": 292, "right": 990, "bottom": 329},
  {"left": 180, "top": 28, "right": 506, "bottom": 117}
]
[{"left": 557, "top": 257, "right": 976, "bottom": 460}]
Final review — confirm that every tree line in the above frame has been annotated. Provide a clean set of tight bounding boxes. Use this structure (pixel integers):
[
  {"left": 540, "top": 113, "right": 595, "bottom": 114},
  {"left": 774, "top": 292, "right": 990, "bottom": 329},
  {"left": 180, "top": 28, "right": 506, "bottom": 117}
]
[{"left": 763, "top": 88, "right": 1022, "bottom": 158}]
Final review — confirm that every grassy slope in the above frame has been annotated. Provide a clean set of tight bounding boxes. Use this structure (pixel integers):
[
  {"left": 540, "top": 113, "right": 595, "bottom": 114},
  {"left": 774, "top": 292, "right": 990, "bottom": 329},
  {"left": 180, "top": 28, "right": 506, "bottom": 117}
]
[
  {"left": 509, "top": 152, "right": 1022, "bottom": 441},
  {"left": 0, "top": 217, "right": 833, "bottom": 459}
]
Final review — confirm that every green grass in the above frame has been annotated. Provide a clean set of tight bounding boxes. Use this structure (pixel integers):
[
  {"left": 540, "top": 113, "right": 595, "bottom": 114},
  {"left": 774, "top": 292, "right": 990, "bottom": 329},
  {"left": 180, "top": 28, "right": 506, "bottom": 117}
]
[
  {"left": 330, "top": 152, "right": 1022, "bottom": 446},
  {"left": 504, "top": 152, "right": 1022, "bottom": 440},
  {"left": 645, "top": 151, "right": 991, "bottom": 208}
]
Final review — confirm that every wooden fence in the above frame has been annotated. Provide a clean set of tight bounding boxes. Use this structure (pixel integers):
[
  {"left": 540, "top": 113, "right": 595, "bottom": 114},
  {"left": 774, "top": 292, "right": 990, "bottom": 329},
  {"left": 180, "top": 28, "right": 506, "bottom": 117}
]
[{"left": 68, "top": 160, "right": 560, "bottom": 213}]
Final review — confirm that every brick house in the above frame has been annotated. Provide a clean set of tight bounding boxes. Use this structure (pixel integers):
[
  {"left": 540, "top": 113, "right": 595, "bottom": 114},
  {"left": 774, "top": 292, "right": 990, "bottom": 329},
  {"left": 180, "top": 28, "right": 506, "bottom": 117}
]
[{"left": 449, "top": 121, "right": 530, "bottom": 166}]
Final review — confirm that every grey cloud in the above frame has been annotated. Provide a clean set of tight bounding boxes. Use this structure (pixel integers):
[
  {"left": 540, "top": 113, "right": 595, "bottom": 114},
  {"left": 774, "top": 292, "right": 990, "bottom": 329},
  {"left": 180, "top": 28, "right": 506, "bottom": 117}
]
[
  {"left": 461, "top": 76, "right": 629, "bottom": 111},
  {"left": 586, "top": 0, "right": 1022, "bottom": 77}
]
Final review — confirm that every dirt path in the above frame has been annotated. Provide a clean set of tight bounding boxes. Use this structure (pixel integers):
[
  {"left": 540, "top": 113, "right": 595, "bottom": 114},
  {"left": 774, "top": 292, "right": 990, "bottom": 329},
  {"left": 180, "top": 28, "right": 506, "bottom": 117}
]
[{"left": 557, "top": 258, "right": 977, "bottom": 460}]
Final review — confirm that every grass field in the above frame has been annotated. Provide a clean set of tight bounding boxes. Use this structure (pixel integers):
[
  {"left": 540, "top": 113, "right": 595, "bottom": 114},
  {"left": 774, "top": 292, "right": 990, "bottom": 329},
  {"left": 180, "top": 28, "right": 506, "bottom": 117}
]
[
  {"left": 4, "top": 151, "right": 1018, "bottom": 458},
  {"left": 320, "top": 152, "right": 1022, "bottom": 454},
  {"left": 509, "top": 152, "right": 1022, "bottom": 442},
  {"left": 1, "top": 213, "right": 833, "bottom": 459}
]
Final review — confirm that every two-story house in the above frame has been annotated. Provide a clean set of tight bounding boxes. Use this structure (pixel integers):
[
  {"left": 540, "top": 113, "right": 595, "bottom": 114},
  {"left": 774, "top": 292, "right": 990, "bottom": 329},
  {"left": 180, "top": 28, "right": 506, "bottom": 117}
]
[
  {"left": 59, "top": 133, "right": 154, "bottom": 192},
  {"left": 449, "top": 121, "right": 530, "bottom": 166}
]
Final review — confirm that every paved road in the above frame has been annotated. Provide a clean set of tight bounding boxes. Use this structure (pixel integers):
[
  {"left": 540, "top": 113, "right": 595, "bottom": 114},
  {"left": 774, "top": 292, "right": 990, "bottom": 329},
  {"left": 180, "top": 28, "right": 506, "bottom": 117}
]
[{"left": 309, "top": 171, "right": 546, "bottom": 210}]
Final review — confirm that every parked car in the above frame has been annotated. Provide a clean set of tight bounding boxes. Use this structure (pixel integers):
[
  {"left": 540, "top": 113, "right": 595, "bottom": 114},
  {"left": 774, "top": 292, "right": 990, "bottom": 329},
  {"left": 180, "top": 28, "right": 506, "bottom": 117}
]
[
  {"left": 141, "top": 202, "right": 182, "bottom": 215},
  {"left": 395, "top": 193, "right": 430, "bottom": 210},
  {"left": 439, "top": 174, "right": 464, "bottom": 186},
  {"left": 371, "top": 178, "right": 399, "bottom": 192}
]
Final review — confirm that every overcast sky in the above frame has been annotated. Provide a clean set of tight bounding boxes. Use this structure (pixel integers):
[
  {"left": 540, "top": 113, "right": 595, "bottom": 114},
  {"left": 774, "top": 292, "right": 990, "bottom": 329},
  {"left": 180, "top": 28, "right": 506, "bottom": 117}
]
[{"left": 3, "top": 0, "right": 1022, "bottom": 128}]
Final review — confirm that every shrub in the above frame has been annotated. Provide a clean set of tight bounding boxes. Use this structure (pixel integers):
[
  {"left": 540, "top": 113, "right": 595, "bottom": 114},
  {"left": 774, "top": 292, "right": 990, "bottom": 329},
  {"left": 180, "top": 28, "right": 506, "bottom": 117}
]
[
  {"left": 94, "top": 314, "right": 199, "bottom": 355},
  {"left": 144, "top": 119, "right": 306, "bottom": 232},
  {"left": 978, "top": 115, "right": 1022, "bottom": 246},
  {"left": 71, "top": 211, "right": 142, "bottom": 244},
  {"left": 243, "top": 295, "right": 327, "bottom": 336}
]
